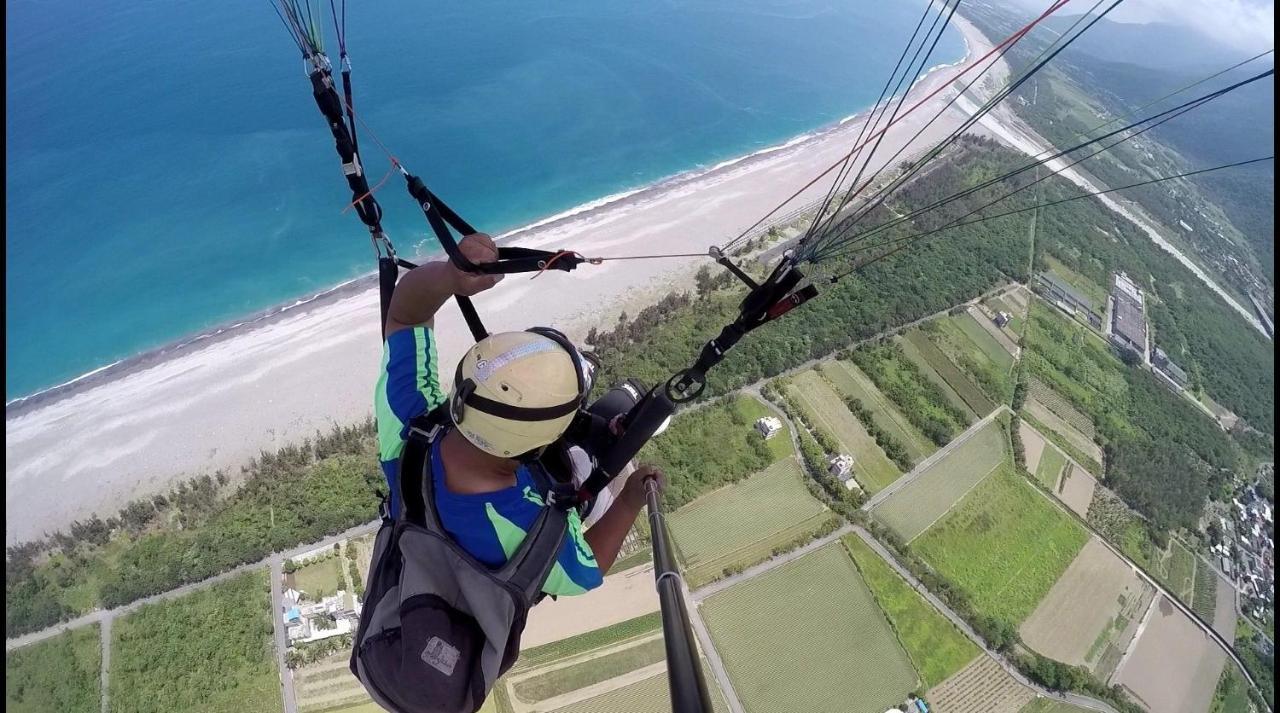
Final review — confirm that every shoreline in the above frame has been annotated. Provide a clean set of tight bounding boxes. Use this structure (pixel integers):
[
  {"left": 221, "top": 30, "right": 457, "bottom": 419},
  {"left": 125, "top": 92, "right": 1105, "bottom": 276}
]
[
  {"left": 5, "top": 16, "right": 991, "bottom": 546},
  {"left": 6, "top": 31, "right": 973, "bottom": 416}
]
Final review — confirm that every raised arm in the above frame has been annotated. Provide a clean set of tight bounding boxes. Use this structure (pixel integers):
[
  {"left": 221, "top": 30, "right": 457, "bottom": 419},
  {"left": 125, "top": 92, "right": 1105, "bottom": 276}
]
[
  {"left": 584, "top": 465, "right": 665, "bottom": 574},
  {"left": 383, "top": 233, "right": 503, "bottom": 339}
]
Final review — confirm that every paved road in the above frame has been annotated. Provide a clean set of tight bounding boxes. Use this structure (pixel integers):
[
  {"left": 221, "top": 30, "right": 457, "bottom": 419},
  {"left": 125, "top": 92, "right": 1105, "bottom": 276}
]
[
  {"left": 270, "top": 558, "right": 299, "bottom": 713},
  {"left": 849, "top": 527, "right": 1121, "bottom": 713},
  {"left": 863, "top": 405, "right": 1011, "bottom": 511},
  {"left": 7, "top": 520, "right": 380, "bottom": 651},
  {"left": 99, "top": 614, "right": 112, "bottom": 713}
]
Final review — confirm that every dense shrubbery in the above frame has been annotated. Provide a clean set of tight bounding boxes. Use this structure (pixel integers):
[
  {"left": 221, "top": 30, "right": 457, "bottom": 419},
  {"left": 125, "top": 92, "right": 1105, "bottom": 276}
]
[
  {"left": 639, "top": 396, "right": 772, "bottom": 509},
  {"left": 849, "top": 343, "right": 969, "bottom": 445},
  {"left": 110, "top": 572, "right": 279, "bottom": 713},
  {"left": 285, "top": 633, "right": 353, "bottom": 669},
  {"left": 6, "top": 420, "right": 380, "bottom": 637},
  {"left": 842, "top": 395, "right": 913, "bottom": 471},
  {"left": 4, "top": 625, "right": 100, "bottom": 712}
]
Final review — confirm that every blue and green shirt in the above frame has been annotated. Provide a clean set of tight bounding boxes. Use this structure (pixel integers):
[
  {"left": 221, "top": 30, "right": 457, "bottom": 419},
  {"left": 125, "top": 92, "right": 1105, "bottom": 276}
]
[{"left": 374, "top": 326, "right": 602, "bottom": 596}]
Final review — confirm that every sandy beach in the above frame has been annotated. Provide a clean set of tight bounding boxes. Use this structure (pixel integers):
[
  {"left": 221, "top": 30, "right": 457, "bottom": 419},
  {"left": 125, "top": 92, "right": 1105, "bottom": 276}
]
[{"left": 5, "top": 15, "right": 1002, "bottom": 545}]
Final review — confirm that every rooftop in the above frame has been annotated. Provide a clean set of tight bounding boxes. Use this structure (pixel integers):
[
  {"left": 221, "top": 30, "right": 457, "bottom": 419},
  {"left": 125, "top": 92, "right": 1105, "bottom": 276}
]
[{"left": 1037, "top": 271, "right": 1094, "bottom": 308}]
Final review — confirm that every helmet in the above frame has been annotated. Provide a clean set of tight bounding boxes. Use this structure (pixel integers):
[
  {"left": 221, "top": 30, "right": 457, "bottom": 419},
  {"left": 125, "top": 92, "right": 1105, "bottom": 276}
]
[{"left": 448, "top": 328, "right": 589, "bottom": 458}]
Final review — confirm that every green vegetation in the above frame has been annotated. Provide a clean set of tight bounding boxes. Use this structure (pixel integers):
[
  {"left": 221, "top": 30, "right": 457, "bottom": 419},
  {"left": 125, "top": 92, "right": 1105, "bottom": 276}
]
[
  {"left": 1235, "top": 623, "right": 1275, "bottom": 708},
  {"left": 1034, "top": 444, "right": 1067, "bottom": 490},
  {"left": 1043, "top": 255, "right": 1107, "bottom": 310},
  {"left": 515, "top": 613, "right": 662, "bottom": 671},
  {"left": 1021, "top": 411, "right": 1102, "bottom": 478},
  {"left": 843, "top": 535, "right": 980, "bottom": 687},
  {"left": 7, "top": 421, "right": 380, "bottom": 637},
  {"left": 1166, "top": 541, "right": 1196, "bottom": 602},
  {"left": 853, "top": 339, "right": 973, "bottom": 443},
  {"left": 702, "top": 544, "right": 918, "bottom": 713},
  {"left": 547, "top": 670, "right": 727, "bottom": 713},
  {"left": 290, "top": 555, "right": 343, "bottom": 600},
  {"left": 914, "top": 464, "right": 1089, "bottom": 626},
  {"left": 923, "top": 314, "right": 1014, "bottom": 406},
  {"left": 109, "top": 571, "right": 281, "bottom": 713},
  {"left": 669, "top": 458, "right": 833, "bottom": 587},
  {"left": 1020, "top": 697, "right": 1098, "bottom": 713},
  {"left": 512, "top": 637, "right": 665, "bottom": 703},
  {"left": 292, "top": 651, "right": 367, "bottom": 712},
  {"left": 905, "top": 325, "right": 999, "bottom": 416},
  {"left": 1023, "top": 299, "right": 1238, "bottom": 532},
  {"left": 873, "top": 419, "right": 1007, "bottom": 543},
  {"left": 5, "top": 625, "right": 101, "bottom": 713},
  {"left": 986, "top": 295, "right": 1024, "bottom": 331},
  {"left": 820, "top": 360, "right": 937, "bottom": 464},
  {"left": 1211, "top": 663, "right": 1256, "bottom": 713},
  {"left": 785, "top": 370, "right": 902, "bottom": 492},
  {"left": 640, "top": 395, "right": 773, "bottom": 509},
  {"left": 730, "top": 395, "right": 795, "bottom": 461},
  {"left": 1028, "top": 378, "right": 1096, "bottom": 439},
  {"left": 1191, "top": 561, "right": 1218, "bottom": 621}
]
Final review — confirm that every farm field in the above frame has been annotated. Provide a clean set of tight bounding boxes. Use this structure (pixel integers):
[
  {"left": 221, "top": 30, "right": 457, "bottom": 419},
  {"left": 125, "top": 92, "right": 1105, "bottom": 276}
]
[
  {"left": 1056, "top": 465, "right": 1097, "bottom": 518},
  {"left": 350, "top": 533, "right": 376, "bottom": 583},
  {"left": 1019, "top": 698, "right": 1096, "bottom": 713},
  {"left": 961, "top": 307, "right": 1019, "bottom": 364},
  {"left": 1192, "top": 560, "right": 1219, "bottom": 621},
  {"left": 893, "top": 334, "right": 979, "bottom": 422},
  {"left": 872, "top": 419, "right": 1007, "bottom": 543},
  {"left": 294, "top": 654, "right": 370, "bottom": 713},
  {"left": 787, "top": 370, "right": 902, "bottom": 492},
  {"left": 518, "top": 613, "right": 661, "bottom": 671},
  {"left": 901, "top": 330, "right": 995, "bottom": 417},
  {"left": 926, "top": 315, "right": 1015, "bottom": 406},
  {"left": 109, "top": 571, "right": 282, "bottom": 713},
  {"left": 290, "top": 554, "right": 344, "bottom": 599},
  {"left": 1024, "top": 397, "right": 1104, "bottom": 467},
  {"left": 913, "top": 464, "right": 1089, "bottom": 626},
  {"left": 1019, "top": 420, "right": 1048, "bottom": 473},
  {"left": 821, "top": 360, "right": 937, "bottom": 464},
  {"left": 1166, "top": 540, "right": 1197, "bottom": 602},
  {"left": 702, "top": 544, "right": 917, "bottom": 713},
  {"left": 984, "top": 294, "right": 1026, "bottom": 334},
  {"left": 1027, "top": 378, "right": 1096, "bottom": 439},
  {"left": 5, "top": 624, "right": 101, "bottom": 713},
  {"left": 544, "top": 668, "right": 728, "bottom": 713},
  {"left": 669, "top": 457, "right": 831, "bottom": 588},
  {"left": 1210, "top": 573, "right": 1238, "bottom": 641},
  {"left": 522, "top": 570, "right": 660, "bottom": 650},
  {"left": 1034, "top": 443, "right": 1066, "bottom": 491},
  {"left": 1019, "top": 538, "right": 1155, "bottom": 678},
  {"left": 1113, "top": 596, "right": 1227, "bottom": 713},
  {"left": 927, "top": 655, "right": 1035, "bottom": 713},
  {"left": 843, "top": 535, "right": 980, "bottom": 687},
  {"left": 511, "top": 636, "right": 666, "bottom": 705}
]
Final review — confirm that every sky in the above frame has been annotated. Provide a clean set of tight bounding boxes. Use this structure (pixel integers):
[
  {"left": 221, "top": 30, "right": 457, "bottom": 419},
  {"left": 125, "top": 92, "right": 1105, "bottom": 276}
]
[{"left": 1011, "top": 0, "right": 1275, "bottom": 51}]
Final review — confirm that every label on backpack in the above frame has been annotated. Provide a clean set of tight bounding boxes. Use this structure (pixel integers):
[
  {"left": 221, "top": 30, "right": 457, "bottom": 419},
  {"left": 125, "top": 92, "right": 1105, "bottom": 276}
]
[{"left": 421, "top": 636, "right": 461, "bottom": 676}]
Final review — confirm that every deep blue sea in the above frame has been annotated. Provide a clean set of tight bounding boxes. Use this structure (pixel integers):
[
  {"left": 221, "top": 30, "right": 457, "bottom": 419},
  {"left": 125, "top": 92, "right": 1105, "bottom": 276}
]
[{"left": 5, "top": 0, "right": 963, "bottom": 401}]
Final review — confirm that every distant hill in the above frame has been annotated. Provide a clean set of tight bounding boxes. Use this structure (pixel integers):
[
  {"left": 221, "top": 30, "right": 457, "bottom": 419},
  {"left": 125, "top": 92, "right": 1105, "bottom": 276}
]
[{"left": 1042, "top": 14, "right": 1249, "bottom": 73}]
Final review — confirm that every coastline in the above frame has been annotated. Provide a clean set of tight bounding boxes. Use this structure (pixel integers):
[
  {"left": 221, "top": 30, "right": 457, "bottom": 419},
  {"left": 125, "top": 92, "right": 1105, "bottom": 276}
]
[{"left": 5, "top": 16, "right": 993, "bottom": 545}]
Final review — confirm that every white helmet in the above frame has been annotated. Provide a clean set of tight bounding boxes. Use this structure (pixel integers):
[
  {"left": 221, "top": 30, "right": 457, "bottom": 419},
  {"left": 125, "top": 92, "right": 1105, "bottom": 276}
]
[{"left": 448, "top": 328, "right": 590, "bottom": 458}]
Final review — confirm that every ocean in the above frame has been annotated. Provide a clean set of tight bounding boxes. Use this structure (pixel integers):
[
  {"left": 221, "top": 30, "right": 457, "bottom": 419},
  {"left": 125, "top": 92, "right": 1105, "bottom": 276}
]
[{"left": 4, "top": 0, "right": 963, "bottom": 401}]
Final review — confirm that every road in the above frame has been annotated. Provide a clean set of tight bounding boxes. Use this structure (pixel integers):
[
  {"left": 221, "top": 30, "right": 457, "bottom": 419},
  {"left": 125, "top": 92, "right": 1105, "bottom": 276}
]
[
  {"left": 691, "top": 525, "right": 855, "bottom": 602},
  {"left": 270, "top": 558, "right": 299, "bottom": 713},
  {"left": 863, "top": 406, "right": 1011, "bottom": 511},
  {"left": 6, "top": 520, "right": 380, "bottom": 651},
  {"left": 848, "top": 527, "right": 1121, "bottom": 713},
  {"left": 960, "top": 96, "right": 1269, "bottom": 339},
  {"left": 681, "top": 582, "right": 745, "bottom": 713}
]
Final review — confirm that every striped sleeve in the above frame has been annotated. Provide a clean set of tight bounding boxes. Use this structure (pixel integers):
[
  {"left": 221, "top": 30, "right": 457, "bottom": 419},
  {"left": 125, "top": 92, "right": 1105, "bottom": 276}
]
[{"left": 374, "top": 327, "right": 447, "bottom": 464}]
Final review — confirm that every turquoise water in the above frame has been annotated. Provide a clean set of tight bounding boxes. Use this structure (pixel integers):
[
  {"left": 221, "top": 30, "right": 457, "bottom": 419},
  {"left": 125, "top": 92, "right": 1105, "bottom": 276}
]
[{"left": 4, "top": 0, "right": 963, "bottom": 400}]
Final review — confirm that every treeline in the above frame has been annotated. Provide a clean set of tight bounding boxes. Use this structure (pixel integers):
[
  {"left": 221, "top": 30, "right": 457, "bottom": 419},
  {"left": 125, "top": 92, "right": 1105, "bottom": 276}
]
[
  {"left": 285, "top": 633, "right": 353, "bottom": 669},
  {"left": 847, "top": 342, "right": 968, "bottom": 446},
  {"left": 109, "top": 572, "right": 279, "bottom": 713},
  {"left": 639, "top": 396, "right": 772, "bottom": 509},
  {"left": 6, "top": 420, "right": 380, "bottom": 638},
  {"left": 842, "top": 394, "right": 913, "bottom": 471},
  {"left": 591, "top": 136, "right": 1032, "bottom": 401}
]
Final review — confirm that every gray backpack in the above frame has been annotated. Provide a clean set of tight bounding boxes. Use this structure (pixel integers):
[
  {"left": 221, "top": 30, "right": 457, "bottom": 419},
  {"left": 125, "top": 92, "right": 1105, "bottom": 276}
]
[{"left": 350, "top": 412, "right": 574, "bottom": 713}]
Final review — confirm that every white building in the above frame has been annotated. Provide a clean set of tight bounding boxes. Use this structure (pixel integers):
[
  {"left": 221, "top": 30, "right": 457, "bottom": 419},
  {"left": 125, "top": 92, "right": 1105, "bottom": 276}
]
[
  {"left": 828, "top": 453, "right": 855, "bottom": 478},
  {"left": 755, "top": 417, "right": 782, "bottom": 439},
  {"left": 1113, "top": 271, "right": 1144, "bottom": 307}
]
